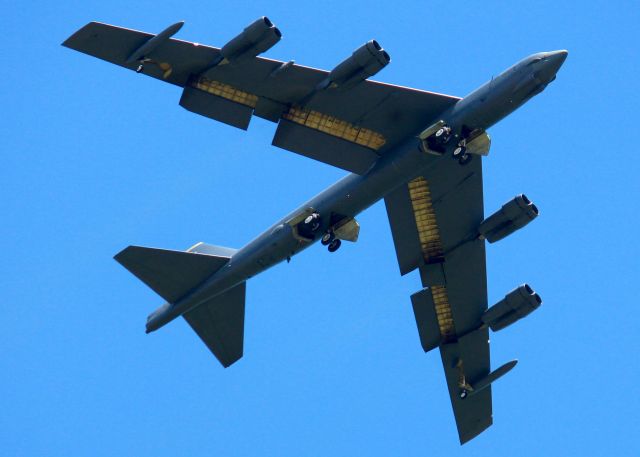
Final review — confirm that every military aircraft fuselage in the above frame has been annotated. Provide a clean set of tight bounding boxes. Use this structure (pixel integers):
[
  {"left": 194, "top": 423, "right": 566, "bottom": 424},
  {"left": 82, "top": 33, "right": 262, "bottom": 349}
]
[
  {"left": 447, "top": 50, "right": 567, "bottom": 130},
  {"left": 145, "top": 50, "right": 567, "bottom": 333}
]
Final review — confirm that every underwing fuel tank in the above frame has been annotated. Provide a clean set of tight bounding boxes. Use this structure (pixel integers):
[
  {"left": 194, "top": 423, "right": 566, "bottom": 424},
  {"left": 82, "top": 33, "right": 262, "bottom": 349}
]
[
  {"left": 466, "top": 360, "right": 518, "bottom": 398},
  {"left": 126, "top": 21, "right": 184, "bottom": 64}
]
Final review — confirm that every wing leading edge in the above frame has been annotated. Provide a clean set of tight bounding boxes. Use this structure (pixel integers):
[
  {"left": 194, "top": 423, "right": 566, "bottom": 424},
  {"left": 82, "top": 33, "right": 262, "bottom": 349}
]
[{"left": 63, "top": 21, "right": 460, "bottom": 174}]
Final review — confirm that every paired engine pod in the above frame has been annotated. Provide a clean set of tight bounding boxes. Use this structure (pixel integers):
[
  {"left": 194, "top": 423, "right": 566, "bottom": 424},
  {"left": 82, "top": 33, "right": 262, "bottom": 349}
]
[
  {"left": 479, "top": 194, "right": 539, "bottom": 243},
  {"left": 321, "top": 40, "right": 391, "bottom": 89},
  {"left": 482, "top": 284, "right": 542, "bottom": 332},
  {"left": 218, "top": 17, "right": 282, "bottom": 64}
]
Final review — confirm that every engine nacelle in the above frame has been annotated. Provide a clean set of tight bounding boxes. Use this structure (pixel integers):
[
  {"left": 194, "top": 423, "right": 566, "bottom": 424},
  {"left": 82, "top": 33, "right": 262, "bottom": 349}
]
[
  {"left": 323, "top": 40, "right": 390, "bottom": 89},
  {"left": 481, "top": 284, "right": 542, "bottom": 332},
  {"left": 478, "top": 194, "right": 538, "bottom": 243},
  {"left": 219, "top": 17, "right": 281, "bottom": 64}
]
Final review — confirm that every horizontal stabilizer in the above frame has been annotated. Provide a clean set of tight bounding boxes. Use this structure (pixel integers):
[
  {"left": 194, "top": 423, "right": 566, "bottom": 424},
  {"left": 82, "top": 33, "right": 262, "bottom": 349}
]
[
  {"left": 114, "top": 245, "right": 231, "bottom": 304},
  {"left": 183, "top": 282, "right": 246, "bottom": 367}
]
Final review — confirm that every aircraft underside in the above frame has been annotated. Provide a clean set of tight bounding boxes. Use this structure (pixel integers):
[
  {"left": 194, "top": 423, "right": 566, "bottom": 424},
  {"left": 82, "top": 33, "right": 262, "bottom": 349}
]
[{"left": 63, "top": 16, "right": 567, "bottom": 444}]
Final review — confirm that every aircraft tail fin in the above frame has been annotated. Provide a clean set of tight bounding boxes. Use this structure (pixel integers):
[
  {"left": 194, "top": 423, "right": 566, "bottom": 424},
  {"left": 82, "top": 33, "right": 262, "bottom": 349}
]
[
  {"left": 115, "top": 241, "right": 246, "bottom": 367},
  {"left": 114, "top": 243, "right": 235, "bottom": 304}
]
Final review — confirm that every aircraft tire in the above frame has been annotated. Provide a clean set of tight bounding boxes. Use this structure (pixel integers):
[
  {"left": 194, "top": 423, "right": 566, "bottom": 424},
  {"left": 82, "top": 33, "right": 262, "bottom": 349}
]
[
  {"left": 321, "top": 232, "right": 334, "bottom": 246},
  {"left": 453, "top": 145, "right": 466, "bottom": 157},
  {"left": 328, "top": 239, "right": 342, "bottom": 252},
  {"left": 304, "top": 213, "right": 321, "bottom": 232},
  {"left": 434, "top": 127, "right": 451, "bottom": 144}
]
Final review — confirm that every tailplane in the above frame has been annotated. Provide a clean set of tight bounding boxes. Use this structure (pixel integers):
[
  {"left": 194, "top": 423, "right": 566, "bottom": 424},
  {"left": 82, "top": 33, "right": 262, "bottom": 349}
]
[
  {"left": 114, "top": 243, "right": 234, "bottom": 303},
  {"left": 114, "top": 242, "right": 246, "bottom": 367},
  {"left": 183, "top": 281, "right": 246, "bottom": 367}
]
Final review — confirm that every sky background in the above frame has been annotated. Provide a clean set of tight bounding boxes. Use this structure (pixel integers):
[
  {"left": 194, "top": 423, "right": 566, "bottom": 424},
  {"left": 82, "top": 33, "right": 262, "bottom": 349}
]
[{"left": 2, "top": 0, "right": 639, "bottom": 456}]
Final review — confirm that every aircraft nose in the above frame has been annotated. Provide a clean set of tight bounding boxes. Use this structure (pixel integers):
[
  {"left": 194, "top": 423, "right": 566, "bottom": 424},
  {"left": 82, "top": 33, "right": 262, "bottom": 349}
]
[
  {"left": 548, "top": 50, "right": 568, "bottom": 68},
  {"left": 537, "top": 50, "right": 568, "bottom": 84}
]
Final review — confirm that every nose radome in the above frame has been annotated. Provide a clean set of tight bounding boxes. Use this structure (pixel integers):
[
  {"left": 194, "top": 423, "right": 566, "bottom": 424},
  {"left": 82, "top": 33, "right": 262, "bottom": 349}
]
[
  {"left": 537, "top": 50, "right": 568, "bottom": 83},
  {"left": 546, "top": 50, "right": 568, "bottom": 70},
  {"left": 549, "top": 50, "right": 568, "bottom": 64}
]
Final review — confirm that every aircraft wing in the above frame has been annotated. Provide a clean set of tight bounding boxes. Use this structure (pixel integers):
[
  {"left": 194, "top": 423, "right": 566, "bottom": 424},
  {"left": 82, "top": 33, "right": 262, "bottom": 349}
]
[
  {"left": 62, "top": 21, "right": 460, "bottom": 174},
  {"left": 384, "top": 156, "right": 493, "bottom": 444}
]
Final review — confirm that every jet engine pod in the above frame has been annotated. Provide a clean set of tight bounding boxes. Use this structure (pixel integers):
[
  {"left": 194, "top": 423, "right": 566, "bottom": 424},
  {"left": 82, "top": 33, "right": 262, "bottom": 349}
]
[
  {"left": 219, "top": 17, "right": 281, "bottom": 64},
  {"left": 481, "top": 284, "right": 542, "bottom": 332},
  {"left": 323, "top": 40, "right": 390, "bottom": 89},
  {"left": 478, "top": 194, "right": 538, "bottom": 243}
]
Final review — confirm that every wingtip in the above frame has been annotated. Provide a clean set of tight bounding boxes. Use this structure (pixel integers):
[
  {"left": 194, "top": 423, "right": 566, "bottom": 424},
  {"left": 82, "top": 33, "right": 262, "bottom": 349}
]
[
  {"left": 61, "top": 34, "right": 76, "bottom": 48},
  {"left": 113, "top": 245, "right": 134, "bottom": 263},
  {"left": 459, "top": 416, "right": 493, "bottom": 445},
  {"left": 220, "top": 352, "right": 243, "bottom": 369},
  {"left": 61, "top": 22, "right": 96, "bottom": 49}
]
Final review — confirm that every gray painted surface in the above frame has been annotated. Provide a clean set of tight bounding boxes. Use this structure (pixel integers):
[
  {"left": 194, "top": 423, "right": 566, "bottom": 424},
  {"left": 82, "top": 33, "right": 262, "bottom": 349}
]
[
  {"left": 63, "top": 20, "right": 567, "bottom": 445},
  {"left": 272, "top": 120, "right": 379, "bottom": 174},
  {"left": 410, "top": 288, "right": 441, "bottom": 352},
  {"left": 384, "top": 184, "right": 424, "bottom": 275},
  {"left": 180, "top": 86, "right": 253, "bottom": 130},
  {"left": 183, "top": 281, "right": 246, "bottom": 368}
]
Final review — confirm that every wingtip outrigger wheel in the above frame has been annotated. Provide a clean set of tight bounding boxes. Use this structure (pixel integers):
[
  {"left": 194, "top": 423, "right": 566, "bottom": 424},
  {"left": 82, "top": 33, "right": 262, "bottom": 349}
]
[
  {"left": 456, "top": 358, "right": 474, "bottom": 399},
  {"left": 136, "top": 64, "right": 144, "bottom": 73}
]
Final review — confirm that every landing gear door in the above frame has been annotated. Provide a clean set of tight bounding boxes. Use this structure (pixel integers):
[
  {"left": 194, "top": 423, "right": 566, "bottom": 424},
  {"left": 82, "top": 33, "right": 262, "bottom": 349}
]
[
  {"left": 466, "top": 131, "right": 491, "bottom": 156},
  {"left": 333, "top": 217, "right": 360, "bottom": 242}
]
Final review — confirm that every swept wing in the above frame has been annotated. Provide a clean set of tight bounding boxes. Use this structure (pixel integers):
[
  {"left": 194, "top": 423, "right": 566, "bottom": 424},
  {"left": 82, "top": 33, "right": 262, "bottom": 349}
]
[
  {"left": 385, "top": 156, "right": 492, "bottom": 443},
  {"left": 63, "top": 21, "right": 459, "bottom": 173}
]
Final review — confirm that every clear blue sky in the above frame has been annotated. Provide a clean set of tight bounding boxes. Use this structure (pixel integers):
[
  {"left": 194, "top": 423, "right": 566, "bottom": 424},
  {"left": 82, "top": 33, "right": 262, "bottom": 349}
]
[{"left": 3, "top": 1, "right": 639, "bottom": 456}]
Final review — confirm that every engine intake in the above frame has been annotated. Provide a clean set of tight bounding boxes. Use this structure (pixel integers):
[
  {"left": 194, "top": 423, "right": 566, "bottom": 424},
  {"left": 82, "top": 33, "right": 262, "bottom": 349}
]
[
  {"left": 478, "top": 194, "right": 538, "bottom": 243},
  {"left": 482, "top": 284, "right": 542, "bottom": 331},
  {"left": 218, "top": 17, "right": 281, "bottom": 64},
  {"left": 322, "top": 40, "right": 390, "bottom": 89}
]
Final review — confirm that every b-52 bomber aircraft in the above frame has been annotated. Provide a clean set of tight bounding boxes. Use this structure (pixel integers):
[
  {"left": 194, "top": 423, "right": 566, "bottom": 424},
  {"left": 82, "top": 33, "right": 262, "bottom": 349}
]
[{"left": 63, "top": 17, "right": 567, "bottom": 444}]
